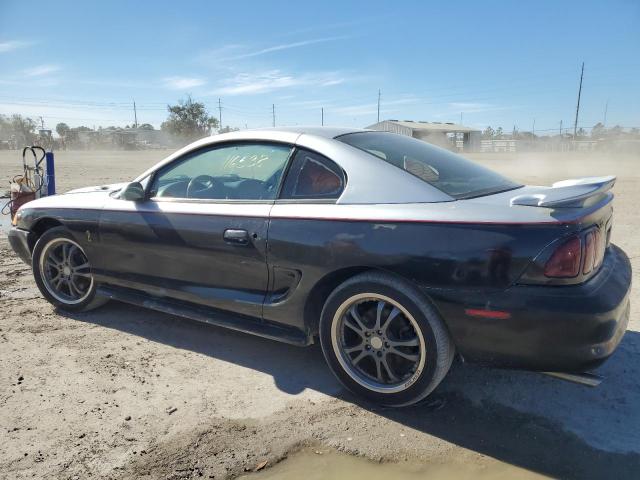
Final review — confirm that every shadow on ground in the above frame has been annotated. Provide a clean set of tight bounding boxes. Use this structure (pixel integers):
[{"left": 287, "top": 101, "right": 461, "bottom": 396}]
[{"left": 69, "top": 301, "right": 640, "bottom": 480}]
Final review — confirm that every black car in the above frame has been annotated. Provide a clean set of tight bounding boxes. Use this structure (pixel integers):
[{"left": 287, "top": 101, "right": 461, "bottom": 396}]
[{"left": 9, "top": 127, "right": 631, "bottom": 406}]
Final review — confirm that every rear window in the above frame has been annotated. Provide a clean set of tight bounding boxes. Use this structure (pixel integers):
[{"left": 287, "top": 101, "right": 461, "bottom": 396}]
[{"left": 337, "top": 131, "right": 521, "bottom": 199}]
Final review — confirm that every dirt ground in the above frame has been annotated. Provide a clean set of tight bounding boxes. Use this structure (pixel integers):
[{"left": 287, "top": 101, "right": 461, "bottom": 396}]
[{"left": 0, "top": 148, "right": 639, "bottom": 479}]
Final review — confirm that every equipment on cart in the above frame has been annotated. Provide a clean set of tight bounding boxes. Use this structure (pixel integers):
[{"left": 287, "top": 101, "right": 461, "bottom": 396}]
[{"left": 2, "top": 146, "right": 56, "bottom": 218}]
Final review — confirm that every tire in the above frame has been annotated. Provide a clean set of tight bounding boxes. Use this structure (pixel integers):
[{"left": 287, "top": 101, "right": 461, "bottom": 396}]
[
  {"left": 319, "top": 271, "right": 454, "bottom": 407},
  {"left": 32, "top": 226, "right": 107, "bottom": 312}
]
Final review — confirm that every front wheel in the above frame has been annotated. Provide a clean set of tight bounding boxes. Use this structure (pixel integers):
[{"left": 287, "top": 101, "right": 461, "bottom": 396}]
[
  {"left": 32, "top": 226, "right": 107, "bottom": 312},
  {"left": 319, "top": 272, "right": 454, "bottom": 407}
]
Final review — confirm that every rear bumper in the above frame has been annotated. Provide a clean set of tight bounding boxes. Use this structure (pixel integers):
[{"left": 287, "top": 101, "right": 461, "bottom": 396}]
[
  {"left": 8, "top": 227, "right": 33, "bottom": 265},
  {"left": 431, "top": 244, "right": 632, "bottom": 372}
]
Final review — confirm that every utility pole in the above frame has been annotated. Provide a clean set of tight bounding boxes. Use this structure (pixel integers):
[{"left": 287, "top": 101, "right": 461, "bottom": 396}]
[
  {"left": 132, "top": 100, "right": 138, "bottom": 128},
  {"left": 532, "top": 118, "right": 535, "bottom": 138},
  {"left": 460, "top": 112, "right": 463, "bottom": 125},
  {"left": 272, "top": 104, "right": 275, "bottom": 127},
  {"left": 133, "top": 100, "right": 138, "bottom": 128},
  {"left": 39, "top": 116, "right": 45, "bottom": 129},
  {"left": 218, "top": 98, "right": 222, "bottom": 128},
  {"left": 603, "top": 99, "right": 608, "bottom": 126},
  {"left": 573, "top": 62, "right": 584, "bottom": 140},
  {"left": 321, "top": 107, "right": 324, "bottom": 126},
  {"left": 377, "top": 89, "right": 381, "bottom": 123},
  {"left": 559, "top": 120, "right": 563, "bottom": 136}
]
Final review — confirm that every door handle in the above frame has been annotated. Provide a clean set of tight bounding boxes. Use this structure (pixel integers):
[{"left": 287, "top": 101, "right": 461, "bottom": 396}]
[{"left": 223, "top": 228, "right": 249, "bottom": 245}]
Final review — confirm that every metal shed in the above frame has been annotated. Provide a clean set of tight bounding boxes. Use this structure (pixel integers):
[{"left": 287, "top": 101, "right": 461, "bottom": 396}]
[{"left": 366, "top": 120, "right": 482, "bottom": 152}]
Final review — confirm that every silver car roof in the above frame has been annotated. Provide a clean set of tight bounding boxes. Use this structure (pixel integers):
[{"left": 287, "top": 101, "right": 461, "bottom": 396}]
[{"left": 135, "top": 127, "right": 454, "bottom": 204}]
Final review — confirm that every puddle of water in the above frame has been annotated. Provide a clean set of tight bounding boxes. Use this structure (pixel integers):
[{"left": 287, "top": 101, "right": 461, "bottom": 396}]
[{"left": 240, "top": 448, "right": 549, "bottom": 480}]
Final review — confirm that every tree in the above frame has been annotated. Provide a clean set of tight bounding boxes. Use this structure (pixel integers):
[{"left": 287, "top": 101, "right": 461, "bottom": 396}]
[
  {"left": 482, "top": 126, "right": 495, "bottom": 139},
  {"left": 56, "top": 122, "right": 70, "bottom": 140},
  {"left": 609, "top": 125, "right": 623, "bottom": 136},
  {"left": 591, "top": 122, "right": 606, "bottom": 138},
  {"left": 139, "top": 123, "right": 154, "bottom": 130},
  {"left": 10, "top": 114, "right": 37, "bottom": 146},
  {"left": 161, "top": 95, "right": 219, "bottom": 142},
  {"left": 495, "top": 127, "right": 504, "bottom": 138},
  {"left": 0, "top": 115, "right": 10, "bottom": 139},
  {"left": 219, "top": 125, "right": 239, "bottom": 134}
]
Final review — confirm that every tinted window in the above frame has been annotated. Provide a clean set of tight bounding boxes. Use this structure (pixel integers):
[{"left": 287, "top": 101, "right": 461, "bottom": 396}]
[
  {"left": 150, "top": 143, "right": 292, "bottom": 200},
  {"left": 280, "top": 149, "right": 344, "bottom": 200},
  {"left": 338, "top": 132, "right": 521, "bottom": 199}
]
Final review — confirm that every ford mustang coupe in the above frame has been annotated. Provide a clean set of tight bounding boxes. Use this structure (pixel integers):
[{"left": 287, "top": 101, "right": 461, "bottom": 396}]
[{"left": 9, "top": 127, "right": 632, "bottom": 406}]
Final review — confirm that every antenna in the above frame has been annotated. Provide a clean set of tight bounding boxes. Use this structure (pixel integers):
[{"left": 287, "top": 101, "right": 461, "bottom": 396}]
[
  {"left": 377, "top": 89, "right": 381, "bottom": 123},
  {"left": 603, "top": 99, "right": 608, "bottom": 126},
  {"left": 573, "top": 62, "right": 584, "bottom": 139},
  {"left": 321, "top": 107, "right": 324, "bottom": 126},
  {"left": 272, "top": 104, "right": 275, "bottom": 127},
  {"left": 218, "top": 98, "right": 223, "bottom": 129}
]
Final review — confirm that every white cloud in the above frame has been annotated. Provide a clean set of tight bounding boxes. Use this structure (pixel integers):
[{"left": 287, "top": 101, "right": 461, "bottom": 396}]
[
  {"left": 447, "top": 102, "right": 504, "bottom": 113},
  {"left": 197, "top": 35, "right": 352, "bottom": 66},
  {"left": 0, "top": 40, "right": 31, "bottom": 53},
  {"left": 332, "top": 97, "right": 420, "bottom": 117},
  {"left": 228, "top": 35, "right": 350, "bottom": 60},
  {"left": 24, "top": 64, "right": 61, "bottom": 77},
  {"left": 212, "top": 70, "right": 346, "bottom": 96},
  {"left": 163, "top": 76, "right": 206, "bottom": 90}
]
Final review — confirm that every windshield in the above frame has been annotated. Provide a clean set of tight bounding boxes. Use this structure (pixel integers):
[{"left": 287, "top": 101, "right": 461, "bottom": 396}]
[{"left": 337, "top": 132, "right": 521, "bottom": 199}]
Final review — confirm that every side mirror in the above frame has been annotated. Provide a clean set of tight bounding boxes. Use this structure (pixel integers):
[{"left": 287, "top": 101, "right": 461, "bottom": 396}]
[{"left": 119, "top": 181, "right": 145, "bottom": 201}]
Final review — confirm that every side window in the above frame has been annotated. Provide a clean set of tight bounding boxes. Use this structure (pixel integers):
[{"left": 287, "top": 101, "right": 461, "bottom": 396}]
[
  {"left": 149, "top": 143, "right": 292, "bottom": 200},
  {"left": 280, "top": 149, "right": 345, "bottom": 200}
]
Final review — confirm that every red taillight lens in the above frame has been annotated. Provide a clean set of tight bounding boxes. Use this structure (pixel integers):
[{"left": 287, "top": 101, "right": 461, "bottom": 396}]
[
  {"left": 544, "top": 236, "right": 582, "bottom": 278},
  {"left": 583, "top": 231, "right": 595, "bottom": 274}
]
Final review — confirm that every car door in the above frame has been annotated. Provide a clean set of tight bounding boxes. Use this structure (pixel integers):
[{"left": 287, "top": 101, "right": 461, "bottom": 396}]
[
  {"left": 264, "top": 148, "right": 347, "bottom": 328},
  {"left": 94, "top": 141, "right": 293, "bottom": 319}
]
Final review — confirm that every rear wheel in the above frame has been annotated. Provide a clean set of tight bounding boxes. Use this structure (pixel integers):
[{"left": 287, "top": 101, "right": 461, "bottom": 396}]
[
  {"left": 319, "top": 272, "right": 454, "bottom": 406},
  {"left": 32, "top": 227, "right": 107, "bottom": 312}
]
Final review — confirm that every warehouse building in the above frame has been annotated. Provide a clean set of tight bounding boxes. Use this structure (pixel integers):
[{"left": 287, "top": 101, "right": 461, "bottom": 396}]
[{"left": 366, "top": 120, "right": 482, "bottom": 152}]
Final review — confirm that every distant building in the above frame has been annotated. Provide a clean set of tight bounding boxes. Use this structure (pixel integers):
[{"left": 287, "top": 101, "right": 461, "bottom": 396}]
[
  {"left": 480, "top": 139, "right": 517, "bottom": 153},
  {"left": 366, "top": 120, "right": 482, "bottom": 152}
]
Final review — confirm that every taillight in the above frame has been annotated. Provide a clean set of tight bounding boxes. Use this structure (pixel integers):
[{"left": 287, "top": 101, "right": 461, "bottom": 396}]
[
  {"left": 583, "top": 231, "right": 596, "bottom": 274},
  {"left": 544, "top": 236, "right": 582, "bottom": 278},
  {"left": 593, "top": 229, "right": 605, "bottom": 269}
]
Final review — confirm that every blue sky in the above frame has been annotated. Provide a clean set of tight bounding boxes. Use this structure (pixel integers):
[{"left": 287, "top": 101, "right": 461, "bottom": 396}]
[{"left": 0, "top": 0, "right": 638, "bottom": 134}]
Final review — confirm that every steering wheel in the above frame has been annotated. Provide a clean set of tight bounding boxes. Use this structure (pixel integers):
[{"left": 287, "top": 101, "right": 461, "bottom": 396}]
[{"left": 186, "top": 175, "right": 218, "bottom": 198}]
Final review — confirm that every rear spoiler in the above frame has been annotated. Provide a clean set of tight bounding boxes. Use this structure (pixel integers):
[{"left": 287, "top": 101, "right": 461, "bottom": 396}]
[{"left": 510, "top": 176, "right": 616, "bottom": 208}]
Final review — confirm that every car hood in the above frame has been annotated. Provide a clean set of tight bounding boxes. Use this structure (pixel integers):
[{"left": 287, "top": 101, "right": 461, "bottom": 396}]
[
  {"left": 66, "top": 182, "right": 128, "bottom": 194},
  {"left": 18, "top": 183, "right": 127, "bottom": 211}
]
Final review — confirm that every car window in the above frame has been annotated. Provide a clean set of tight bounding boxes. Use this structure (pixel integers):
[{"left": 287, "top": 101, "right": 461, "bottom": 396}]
[
  {"left": 149, "top": 142, "right": 292, "bottom": 200},
  {"left": 337, "top": 132, "right": 521, "bottom": 199},
  {"left": 280, "top": 149, "right": 345, "bottom": 200}
]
